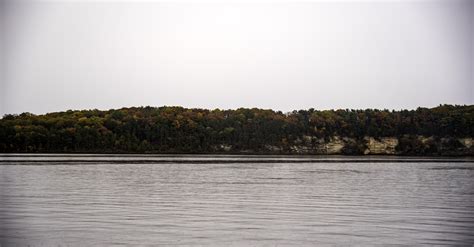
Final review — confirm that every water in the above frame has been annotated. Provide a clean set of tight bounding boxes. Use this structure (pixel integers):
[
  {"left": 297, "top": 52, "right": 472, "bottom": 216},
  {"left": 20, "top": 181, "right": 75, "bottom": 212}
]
[{"left": 1, "top": 155, "right": 473, "bottom": 246}]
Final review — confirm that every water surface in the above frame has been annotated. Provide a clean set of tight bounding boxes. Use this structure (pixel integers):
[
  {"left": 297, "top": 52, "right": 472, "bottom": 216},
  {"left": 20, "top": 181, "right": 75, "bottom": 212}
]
[{"left": 1, "top": 155, "right": 473, "bottom": 245}]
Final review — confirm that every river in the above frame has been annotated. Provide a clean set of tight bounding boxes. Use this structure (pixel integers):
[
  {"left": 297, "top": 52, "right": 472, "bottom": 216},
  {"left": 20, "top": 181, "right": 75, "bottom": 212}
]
[{"left": 1, "top": 154, "right": 473, "bottom": 245}]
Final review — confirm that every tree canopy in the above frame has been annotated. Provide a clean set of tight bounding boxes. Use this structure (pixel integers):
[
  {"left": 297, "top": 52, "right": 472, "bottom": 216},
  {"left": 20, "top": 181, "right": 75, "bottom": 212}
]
[{"left": 0, "top": 105, "right": 472, "bottom": 154}]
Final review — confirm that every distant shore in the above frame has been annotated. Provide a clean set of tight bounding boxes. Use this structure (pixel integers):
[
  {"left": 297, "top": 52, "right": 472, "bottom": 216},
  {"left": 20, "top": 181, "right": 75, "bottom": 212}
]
[{"left": 1, "top": 105, "right": 472, "bottom": 156}]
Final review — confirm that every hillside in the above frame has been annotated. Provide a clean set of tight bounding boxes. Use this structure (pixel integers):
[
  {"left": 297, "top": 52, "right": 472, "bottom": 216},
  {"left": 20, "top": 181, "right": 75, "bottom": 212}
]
[{"left": 1, "top": 105, "right": 473, "bottom": 155}]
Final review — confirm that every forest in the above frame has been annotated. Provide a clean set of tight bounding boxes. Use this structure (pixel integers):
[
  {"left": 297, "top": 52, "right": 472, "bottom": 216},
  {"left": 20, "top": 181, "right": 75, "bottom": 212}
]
[{"left": 0, "top": 104, "right": 472, "bottom": 155}]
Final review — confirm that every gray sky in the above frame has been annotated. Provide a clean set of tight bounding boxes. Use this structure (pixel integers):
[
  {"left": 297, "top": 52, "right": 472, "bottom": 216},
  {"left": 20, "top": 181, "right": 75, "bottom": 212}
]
[{"left": 0, "top": 0, "right": 473, "bottom": 115}]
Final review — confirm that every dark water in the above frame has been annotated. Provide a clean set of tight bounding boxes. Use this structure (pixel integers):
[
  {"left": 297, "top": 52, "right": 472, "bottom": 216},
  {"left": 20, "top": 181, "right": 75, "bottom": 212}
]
[{"left": 1, "top": 155, "right": 473, "bottom": 246}]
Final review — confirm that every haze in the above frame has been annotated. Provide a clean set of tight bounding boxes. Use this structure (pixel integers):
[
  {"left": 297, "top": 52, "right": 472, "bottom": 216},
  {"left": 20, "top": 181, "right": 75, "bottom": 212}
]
[{"left": 0, "top": 0, "right": 473, "bottom": 115}]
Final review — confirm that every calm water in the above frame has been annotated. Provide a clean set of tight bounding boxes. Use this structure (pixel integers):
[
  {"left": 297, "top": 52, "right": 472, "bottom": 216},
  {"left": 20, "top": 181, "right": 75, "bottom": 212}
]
[{"left": 0, "top": 155, "right": 473, "bottom": 246}]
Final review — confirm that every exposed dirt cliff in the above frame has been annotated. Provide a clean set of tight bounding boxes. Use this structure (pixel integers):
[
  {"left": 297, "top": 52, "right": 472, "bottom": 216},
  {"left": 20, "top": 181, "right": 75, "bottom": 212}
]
[{"left": 244, "top": 136, "right": 474, "bottom": 156}]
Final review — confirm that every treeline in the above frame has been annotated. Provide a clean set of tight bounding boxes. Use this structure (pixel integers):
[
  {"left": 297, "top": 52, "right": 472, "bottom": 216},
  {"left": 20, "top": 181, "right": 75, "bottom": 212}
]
[{"left": 0, "top": 104, "right": 472, "bottom": 154}]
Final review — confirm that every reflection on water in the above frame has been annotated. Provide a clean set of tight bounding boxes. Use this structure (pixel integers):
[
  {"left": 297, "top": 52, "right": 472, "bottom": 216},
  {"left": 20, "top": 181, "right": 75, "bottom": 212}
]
[{"left": 0, "top": 155, "right": 473, "bottom": 246}]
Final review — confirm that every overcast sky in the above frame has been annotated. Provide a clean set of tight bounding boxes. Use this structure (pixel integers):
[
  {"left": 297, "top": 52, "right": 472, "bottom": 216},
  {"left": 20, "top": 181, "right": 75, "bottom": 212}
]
[{"left": 0, "top": 0, "right": 473, "bottom": 115}]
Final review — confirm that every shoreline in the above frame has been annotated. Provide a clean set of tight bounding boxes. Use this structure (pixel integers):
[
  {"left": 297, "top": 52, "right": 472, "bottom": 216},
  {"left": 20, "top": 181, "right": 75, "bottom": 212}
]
[
  {"left": 1, "top": 152, "right": 473, "bottom": 157},
  {"left": 1, "top": 154, "right": 473, "bottom": 164}
]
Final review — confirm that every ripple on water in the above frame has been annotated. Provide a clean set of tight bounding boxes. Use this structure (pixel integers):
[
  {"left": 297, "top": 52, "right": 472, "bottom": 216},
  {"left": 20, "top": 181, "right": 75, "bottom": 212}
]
[{"left": 0, "top": 156, "right": 473, "bottom": 246}]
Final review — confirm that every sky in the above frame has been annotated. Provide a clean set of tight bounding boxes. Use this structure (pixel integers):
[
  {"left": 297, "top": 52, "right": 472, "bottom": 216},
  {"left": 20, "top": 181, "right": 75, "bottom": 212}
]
[{"left": 0, "top": 0, "right": 473, "bottom": 115}]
